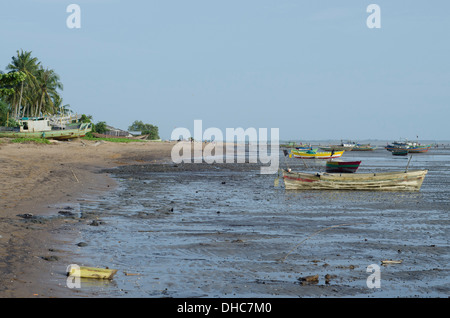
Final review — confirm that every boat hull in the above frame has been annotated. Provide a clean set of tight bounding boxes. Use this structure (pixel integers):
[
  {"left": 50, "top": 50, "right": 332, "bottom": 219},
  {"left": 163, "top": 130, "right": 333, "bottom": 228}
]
[
  {"left": 392, "top": 150, "right": 408, "bottom": 156},
  {"left": 352, "top": 145, "right": 376, "bottom": 151},
  {"left": 291, "top": 150, "right": 344, "bottom": 159},
  {"left": 407, "top": 146, "right": 431, "bottom": 153},
  {"left": 385, "top": 145, "right": 431, "bottom": 153},
  {"left": 0, "top": 125, "right": 91, "bottom": 140},
  {"left": 319, "top": 146, "right": 354, "bottom": 151},
  {"left": 325, "top": 160, "right": 361, "bottom": 173},
  {"left": 282, "top": 169, "right": 427, "bottom": 191}
]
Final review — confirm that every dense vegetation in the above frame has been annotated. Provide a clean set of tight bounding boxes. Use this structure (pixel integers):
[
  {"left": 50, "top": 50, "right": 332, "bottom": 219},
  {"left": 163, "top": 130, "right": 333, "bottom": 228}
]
[
  {"left": 0, "top": 50, "right": 67, "bottom": 126},
  {"left": 128, "top": 120, "right": 160, "bottom": 140},
  {"left": 1, "top": 50, "right": 161, "bottom": 141}
]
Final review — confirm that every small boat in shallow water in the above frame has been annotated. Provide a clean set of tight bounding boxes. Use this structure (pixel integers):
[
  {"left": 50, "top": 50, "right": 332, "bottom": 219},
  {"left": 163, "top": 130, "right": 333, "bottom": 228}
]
[
  {"left": 385, "top": 140, "right": 431, "bottom": 153},
  {"left": 352, "top": 144, "right": 376, "bottom": 151},
  {"left": 282, "top": 169, "right": 427, "bottom": 191},
  {"left": 325, "top": 160, "right": 361, "bottom": 173},
  {"left": 290, "top": 149, "right": 344, "bottom": 159},
  {"left": 392, "top": 149, "right": 409, "bottom": 156}
]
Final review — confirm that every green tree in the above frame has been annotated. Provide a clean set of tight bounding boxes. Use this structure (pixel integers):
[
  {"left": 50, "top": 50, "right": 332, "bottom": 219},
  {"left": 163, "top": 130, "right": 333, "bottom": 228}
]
[
  {"left": 0, "top": 100, "right": 9, "bottom": 126},
  {"left": 6, "top": 50, "right": 40, "bottom": 118},
  {"left": 4, "top": 50, "right": 64, "bottom": 118},
  {"left": 128, "top": 120, "right": 160, "bottom": 140},
  {"left": 80, "top": 114, "right": 93, "bottom": 123},
  {"left": 94, "top": 121, "right": 107, "bottom": 134},
  {"left": 0, "top": 71, "right": 27, "bottom": 97},
  {"left": 53, "top": 94, "right": 71, "bottom": 115},
  {"left": 35, "top": 67, "right": 63, "bottom": 116}
]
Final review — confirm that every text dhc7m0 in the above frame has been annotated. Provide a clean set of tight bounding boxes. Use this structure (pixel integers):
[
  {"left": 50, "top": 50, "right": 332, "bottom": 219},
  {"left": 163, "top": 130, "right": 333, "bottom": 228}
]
[{"left": 221, "top": 302, "right": 271, "bottom": 313}]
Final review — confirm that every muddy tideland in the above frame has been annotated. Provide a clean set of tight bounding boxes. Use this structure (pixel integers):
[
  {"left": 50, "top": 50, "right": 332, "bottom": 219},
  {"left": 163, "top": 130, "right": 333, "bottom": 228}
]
[{"left": 1, "top": 143, "right": 448, "bottom": 306}]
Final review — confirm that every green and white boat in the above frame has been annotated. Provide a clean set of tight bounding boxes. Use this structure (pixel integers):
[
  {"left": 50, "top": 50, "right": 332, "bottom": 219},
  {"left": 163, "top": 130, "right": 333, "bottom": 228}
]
[{"left": 0, "top": 117, "right": 92, "bottom": 140}]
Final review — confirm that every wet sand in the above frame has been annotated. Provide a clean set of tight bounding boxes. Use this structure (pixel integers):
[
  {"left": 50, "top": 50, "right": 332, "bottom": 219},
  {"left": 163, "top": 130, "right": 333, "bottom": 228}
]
[
  {"left": 68, "top": 156, "right": 449, "bottom": 298},
  {"left": 0, "top": 139, "right": 176, "bottom": 297},
  {"left": 1, "top": 141, "right": 449, "bottom": 299}
]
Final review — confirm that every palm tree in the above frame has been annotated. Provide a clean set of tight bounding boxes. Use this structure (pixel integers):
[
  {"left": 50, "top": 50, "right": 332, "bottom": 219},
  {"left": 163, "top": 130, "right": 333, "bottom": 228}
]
[
  {"left": 35, "top": 67, "right": 63, "bottom": 117},
  {"left": 5, "top": 50, "right": 65, "bottom": 118},
  {"left": 52, "top": 93, "right": 71, "bottom": 116},
  {"left": 6, "top": 49, "right": 40, "bottom": 118}
]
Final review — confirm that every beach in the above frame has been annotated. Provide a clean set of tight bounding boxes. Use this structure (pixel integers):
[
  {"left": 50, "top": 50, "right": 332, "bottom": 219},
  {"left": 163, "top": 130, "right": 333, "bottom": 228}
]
[
  {"left": 0, "top": 139, "right": 175, "bottom": 297},
  {"left": 0, "top": 140, "right": 449, "bottom": 299}
]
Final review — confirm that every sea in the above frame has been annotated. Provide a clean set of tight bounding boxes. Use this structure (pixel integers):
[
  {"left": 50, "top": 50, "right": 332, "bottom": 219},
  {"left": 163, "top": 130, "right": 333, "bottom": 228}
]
[{"left": 58, "top": 141, "right": 449, "bottom": 298}]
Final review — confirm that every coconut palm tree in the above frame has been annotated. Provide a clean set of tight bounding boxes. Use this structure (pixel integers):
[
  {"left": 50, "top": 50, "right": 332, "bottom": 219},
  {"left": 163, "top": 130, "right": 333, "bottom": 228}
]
[
  {"left": 35, "top": 67, "right": 63, "bottom": 117},
  {"left": 6, "top": 49, "right": 40, "bottom": 118},
  {"left": 5, "top": 50, "right": 65, "bottom": 118}
]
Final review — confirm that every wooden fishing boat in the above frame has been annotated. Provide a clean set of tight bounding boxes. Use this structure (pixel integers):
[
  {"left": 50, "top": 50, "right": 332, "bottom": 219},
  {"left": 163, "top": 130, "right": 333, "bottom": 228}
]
[
  {"left": 385, "top": 140, "right": 431, "bottom": 153},
  {"left": 295, "top": 145, "right": 314, "bottom": 150},
  {"left": 325, "top": 160, "right": 361, "bottom": 173},
  {"left": 352, "top": 144, "right": 376, "bottom": 151},
  {"left": 0, "top": 117, "right": 92, "bottom": 140},
  {"left": 319, "top": 141, "right": 355, "bottom": 151},
  {"left": 407, "top": 145, "right": 431, "bottom": 153},
  {"left": 282, "top": 169, "right": 427, "bottom": 191},
  {"left": 290, "top": 149, "right": 344, "bottom": 159}
]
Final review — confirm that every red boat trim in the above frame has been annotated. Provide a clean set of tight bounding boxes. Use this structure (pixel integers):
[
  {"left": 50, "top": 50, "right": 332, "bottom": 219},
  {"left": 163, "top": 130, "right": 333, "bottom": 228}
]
[{"left": 283, "top": 175, "right": 317, "bottom": 183}]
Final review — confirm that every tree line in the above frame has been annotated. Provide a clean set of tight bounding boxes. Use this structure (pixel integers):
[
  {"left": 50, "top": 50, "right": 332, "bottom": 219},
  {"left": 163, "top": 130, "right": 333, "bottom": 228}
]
[
  {"left": 0, "top": 50, "right": 160, "bottom": 140},
  {"left": 0, "top": 50, "right": 67, "bottom": 126}
]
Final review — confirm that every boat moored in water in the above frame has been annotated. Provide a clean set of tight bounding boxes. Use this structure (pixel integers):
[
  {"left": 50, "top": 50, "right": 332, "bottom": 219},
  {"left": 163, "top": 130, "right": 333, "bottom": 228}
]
[
  {"left": 290, "top": 149, "right": 344, "bottom": 159},
  {"left": 325, "top": 160, "right": 361, "bottom": 173},
  {"left": 385, "top": 140, "right": 431, "bottom": 153},
  {"left": 282, "top": 169, "right": 428, "bottom": 191}
]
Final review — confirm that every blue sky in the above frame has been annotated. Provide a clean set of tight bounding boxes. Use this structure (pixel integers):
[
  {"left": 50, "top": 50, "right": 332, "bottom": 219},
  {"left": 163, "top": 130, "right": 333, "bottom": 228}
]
[{"left": 1, "top": 1, "right": 449, "bottom": 140}]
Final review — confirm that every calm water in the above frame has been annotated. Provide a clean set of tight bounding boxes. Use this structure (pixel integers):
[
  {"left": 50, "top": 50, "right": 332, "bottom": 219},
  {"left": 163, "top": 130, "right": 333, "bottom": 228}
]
[{"left": 62, "top": 146, "right": 449, "bottom": 298}]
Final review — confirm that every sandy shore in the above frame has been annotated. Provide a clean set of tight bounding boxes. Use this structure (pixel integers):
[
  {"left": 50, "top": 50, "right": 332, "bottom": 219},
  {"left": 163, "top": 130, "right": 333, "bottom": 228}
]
[
  {"left": 2, "top": 140, "right": 448, "bottom": 299},
  {"left": 0, "top": 139, "right": 176, "bottom": 297}
]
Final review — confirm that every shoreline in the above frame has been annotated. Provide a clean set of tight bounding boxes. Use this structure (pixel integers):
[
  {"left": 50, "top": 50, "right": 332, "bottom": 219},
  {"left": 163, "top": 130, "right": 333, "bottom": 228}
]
[
  {"left": 0, "top": 139, "right": 175, "bottom": 297},
  {"left": 1, "top": 140, "right": 448, "bottom": 298}
]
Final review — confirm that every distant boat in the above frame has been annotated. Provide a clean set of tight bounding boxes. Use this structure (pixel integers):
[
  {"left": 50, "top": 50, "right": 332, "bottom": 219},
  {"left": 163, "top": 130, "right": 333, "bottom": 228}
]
[
  {"left": 325, "top": 160, "right": 361, "bottom": 173},
  {"left": 385, "top": 140, "right": 431, "bottom": 153},
  {"left": 352, "top": 144, "right": 376, "bottom": 151},
  {"left": 407, "top": 145, "right": 432, "bottom": 153},
  {"left": 0, "top": 117, "right": 92, "bottom": 140},
  {"left": 280, "top": 142, "right": 312, "bottom": 149},
  {"left": 295, "top": 144, "right": 314, "bottom": 150},
  {"left": 319, "top": 141, "right": 355, "bottom": 152},
  {"left": 280, "top": 141, "right": 298, "bottom": 148},
  {"left": 392, "top": 149, "right": 408, "bottom": 156},
  {"left": 290, "top": 149, "right": 344, "bottom": 159},
  {"left": 282, "top": 169, "right": 428, "bottom": 191}
]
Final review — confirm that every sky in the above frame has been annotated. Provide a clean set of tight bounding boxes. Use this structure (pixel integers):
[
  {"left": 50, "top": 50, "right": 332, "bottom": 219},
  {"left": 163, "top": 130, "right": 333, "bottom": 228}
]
[{"left": 1, "top": 0, "right": 449, "bottom": 141}]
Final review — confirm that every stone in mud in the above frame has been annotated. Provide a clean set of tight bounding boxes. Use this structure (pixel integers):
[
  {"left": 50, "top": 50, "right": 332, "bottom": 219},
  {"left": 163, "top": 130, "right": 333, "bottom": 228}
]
[
  {"left": 17, "top": 213, "right": 34, "bottom": 219},
  {"left": 156, "top": 206, "right": 174, "bottom": 214},
  {"left": 298, "top": 274, "right": 319, "bottom": 285},
  {"left": 58, "top": 211, "right": 77, "bottom": 217},
  {"left": 325, "top": 274, "right": 337, "bottom": 284}
]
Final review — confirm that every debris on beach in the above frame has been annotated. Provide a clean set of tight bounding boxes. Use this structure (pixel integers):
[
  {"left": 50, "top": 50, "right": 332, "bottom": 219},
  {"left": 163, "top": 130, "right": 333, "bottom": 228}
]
[
  {"left": 17, "top": 213, "right": 34, "bottom": 219},
  {"left": 67, "top": 265, "right": 118, "bottom": 280},
  {"left": 41, "top": 255, "right": 59, "bottom": 262},
  {"left": 325, "top": 274, "right": 337, "bottom": 284},
  {"left": 381, "top": 259, "right": 403, "bottom": 265},
  {"left": 297, "top": 274, "right": 319, "bottom": 285}
]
